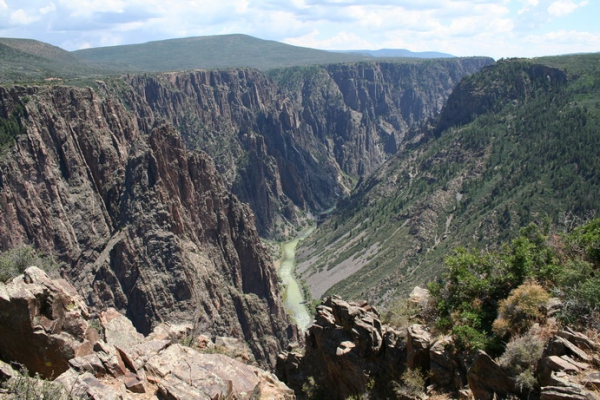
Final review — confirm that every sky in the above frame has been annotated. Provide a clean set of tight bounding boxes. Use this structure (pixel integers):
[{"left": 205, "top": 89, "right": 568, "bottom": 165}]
[{"left": 0, "top": 0, "right": 598, "bottom": 59}]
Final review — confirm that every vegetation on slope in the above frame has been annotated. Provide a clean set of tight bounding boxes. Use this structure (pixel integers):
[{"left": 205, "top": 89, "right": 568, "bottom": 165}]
[
  {"left": 0, "top": 38, "right": 111, "bottom": 83},
  {"left": 429, "top": 219, "right": 600, "bottom": 354},
  {"left": 0, "top": 246, "right": 58, "bottom": 283},
  {"left": 72, "top": 34, "right": 373, "bottom": 72},
  {"left": 298, "top": 54, "right": 600, "bottom": 304}
]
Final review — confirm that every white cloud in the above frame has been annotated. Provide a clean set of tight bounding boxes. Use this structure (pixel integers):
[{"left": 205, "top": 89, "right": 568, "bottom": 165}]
[
  {"left": 527, "top": 29, "right": 600, "bottom": 45},
  {"left": 547, "top": 0, "right": 588, "bottom": 17},
  {"left": 518, "top": 0, "right": 539, "bottom": 14},
  {"left": 60, "top": 0, "right": 126, "bottom": 17},
  {"left": 0, "top": 0, "right": 596, "bottom": 59},
  {"left": 40, "top": 3, "right": 56, "bottom": 15},
  {"left": 10, "top": 9, "right": 39, "bottom": 25}
]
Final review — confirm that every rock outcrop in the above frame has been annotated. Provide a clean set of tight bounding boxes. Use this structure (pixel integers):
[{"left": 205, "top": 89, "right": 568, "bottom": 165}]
[
  {"left": 0, "top": 84, "right": 293, "bottom": 367},
  {"left": 0, "top": 267, "right": 94, "bottom": 379},
  {"left": 277, "top": 295, "right": 600, "bottom": 400},
  {"left": 0, "top": 268, "right": 294, "bottom": 399},
  {"left": 277, "top": 296, "right": 408, "bottom": 399}
]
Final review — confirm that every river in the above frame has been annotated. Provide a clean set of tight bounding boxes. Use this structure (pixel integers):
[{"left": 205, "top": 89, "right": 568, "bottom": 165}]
[{"left": 275, "top": 227, "right": 314, "bottom": 331}]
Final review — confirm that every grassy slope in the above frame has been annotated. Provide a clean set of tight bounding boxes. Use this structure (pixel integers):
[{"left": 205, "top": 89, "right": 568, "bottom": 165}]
[
  {"left": 298, "top": 54, "right": 600, "bottom": 304},
  {"left": 0, "top": 38, "right": 111, "bottom": 83},
  {"left": 72, "top": 34, "right": 375, "bottom": 72}
]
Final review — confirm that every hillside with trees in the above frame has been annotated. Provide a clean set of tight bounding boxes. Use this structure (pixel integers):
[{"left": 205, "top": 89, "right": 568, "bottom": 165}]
[{"left": 297, "top": 54, "right": 600, "bottom": 304}]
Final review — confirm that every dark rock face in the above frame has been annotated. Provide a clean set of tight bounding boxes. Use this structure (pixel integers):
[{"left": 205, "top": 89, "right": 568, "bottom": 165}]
[
  {"left": 0, "top": 85, "right": 292, "bottom": 367},
  {"left": 115, "top": 59, "right": 493, "bottom": 236},
  {"left": 436, "top": 61, "right": 567, "bottom": 134}
]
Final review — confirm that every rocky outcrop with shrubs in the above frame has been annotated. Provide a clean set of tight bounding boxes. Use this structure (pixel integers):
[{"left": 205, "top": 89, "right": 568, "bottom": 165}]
[{"left": 277, "top": 219, "right": 600, "bottom": 399}]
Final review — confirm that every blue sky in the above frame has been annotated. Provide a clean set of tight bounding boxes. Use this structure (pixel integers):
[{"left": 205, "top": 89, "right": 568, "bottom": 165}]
[{"left": 0, "top": 0, "right": 597, "bottom": 59}]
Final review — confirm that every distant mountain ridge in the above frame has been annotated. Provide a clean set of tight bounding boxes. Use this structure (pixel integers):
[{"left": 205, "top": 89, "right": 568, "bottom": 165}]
[
  {"left": 0, "top": 38, "right": 110, "bottom": 82},
  {"left": 0, "top": 34, "right": 460, "bottom": 83},
  {"left": 334, "top": 48, "right": 455, "bottom": 58},
  {"left": 72, "top": 34, "right": 375, "bottom": 72}
]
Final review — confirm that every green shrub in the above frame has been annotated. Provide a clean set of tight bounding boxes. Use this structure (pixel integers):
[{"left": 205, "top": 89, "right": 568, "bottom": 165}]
[
  {"left": 302, "top": 376, "right": 325, "bottom": 400},
  {"left": 0, "top": 104, "right": 27, "bottom": 152},
  {"left": 0, "top": 246, "right": 58, "bottom": 283},
  {"left": 566, "top": 218, "right": 600, "bottom": 266},
  {"left": 1, "top": 365, "right": 67, "bottom": 400},
  {"left": 514, "top": 367, "right": 537, "bottom": 393},
  {"left": 381, "top": 297, "right": 423, "bottom": 328},
  {"left": 394, "top": 368, "right": 426, "bottom": 399},
  {"left": 451, "top": 324, "right": 489, "bottom": 351}
]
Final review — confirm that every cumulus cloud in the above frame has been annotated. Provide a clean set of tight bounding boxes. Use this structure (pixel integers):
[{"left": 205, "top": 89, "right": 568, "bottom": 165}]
[
  {"left": 0, "top": 0, "right": 597, "bottom": 58},
  {"left": 547, "top": 0, "right": 588, "bottom": 17},
  {"left": 10, "top": 9, "right": 39, "bottom": 25},
  {"left": 39, "top": 3, "right": 56, "bottom": 15}
]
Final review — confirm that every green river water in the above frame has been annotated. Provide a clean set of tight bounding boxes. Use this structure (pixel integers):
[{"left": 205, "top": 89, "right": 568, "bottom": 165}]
[{"left": 276, "top": 227, "right": 314, "bottom": 331}]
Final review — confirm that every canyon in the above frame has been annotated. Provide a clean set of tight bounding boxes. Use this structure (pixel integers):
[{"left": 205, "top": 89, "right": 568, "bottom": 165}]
[
  {"left": 2, "top": 35, "right": 599, "bottom": 398},
  {"left": 0, "top": 57, "right": 491, "bottom": 373}
]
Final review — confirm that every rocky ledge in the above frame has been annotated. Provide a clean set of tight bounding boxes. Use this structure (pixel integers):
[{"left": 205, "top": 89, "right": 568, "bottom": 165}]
[
  {"left": 0, "top": 267, "right": 294, "bottom": 399},
  {"left": 277, "top": 294, "right": 600, "bottom": 400}
]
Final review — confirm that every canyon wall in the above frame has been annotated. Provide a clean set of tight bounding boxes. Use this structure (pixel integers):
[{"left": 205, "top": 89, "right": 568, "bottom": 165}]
[
  {"left": 0, "top": 58, "right": 491, "bottom": 367},
  {"left": 0, "top": 84, "right": 293, "bottom": 367},
  {"left": 116, "top": 58, "right": 493, "bottom": 236}
]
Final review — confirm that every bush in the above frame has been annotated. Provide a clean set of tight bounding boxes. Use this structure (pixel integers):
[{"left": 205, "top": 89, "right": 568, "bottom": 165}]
[
  {"left": 492, "top": 282, "right": 550, "bottom": 337},
  {"left": 382, "top": 297, "right": 423, "bottom": 328},
  {"left": 394, "top": 368, "right": 426, "bottom": 399},
  {"left": 1, "top": 365, "right": 67, "bottom": 400},
  {"left": 566, "top": 218, "right": 600, "bottom": 266},
  {"left": 0, "top": 246, "right": 58, "bottom": 283},
  {"left": 427, "top": 218, "right": 600, "bottom": 356},
  {"left": 497, "top": 333, "right": 544, "bottom": 392}
]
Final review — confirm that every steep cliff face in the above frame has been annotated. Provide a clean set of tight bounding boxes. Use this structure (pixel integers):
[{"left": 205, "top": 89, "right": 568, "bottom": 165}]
[
  {"left": 111, "top": 58, "right": 493, "bottom": 236},
  {"left": 436, "top": 62, "right": 568, "bottom": 133},
  {"left": 0, "top": 57, "right": 492, "bottom": 368},
  {"left": 0, "top": 84, "right": 293, "bottom": 367}
]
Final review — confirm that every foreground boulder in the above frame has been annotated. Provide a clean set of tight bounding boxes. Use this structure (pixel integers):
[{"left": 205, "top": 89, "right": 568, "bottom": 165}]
[
  {"left": 0, "top": 267, "right": 94, "bottom": 378},
  {"left": 61, "top": 312, "right": 295, "bottom": 399},
  {"left": 277, "top": 296, "right": 408, "bottom": 399}
]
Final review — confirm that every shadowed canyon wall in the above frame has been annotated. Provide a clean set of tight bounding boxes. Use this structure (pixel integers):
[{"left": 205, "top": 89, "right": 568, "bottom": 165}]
[
  {"left": 115, "top": 58, "right": 493, "bottom": 236},
  {"left": 0, "top": 58, "right": 491, "bottom": 367}
]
